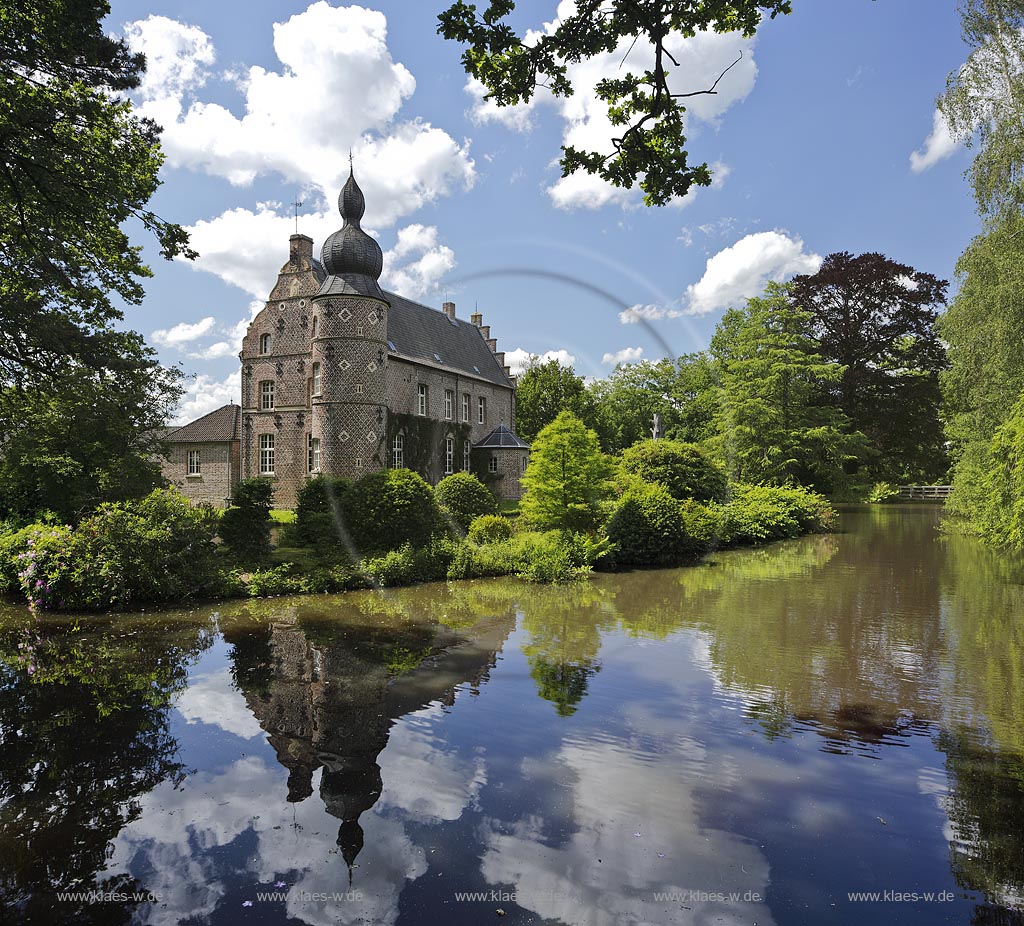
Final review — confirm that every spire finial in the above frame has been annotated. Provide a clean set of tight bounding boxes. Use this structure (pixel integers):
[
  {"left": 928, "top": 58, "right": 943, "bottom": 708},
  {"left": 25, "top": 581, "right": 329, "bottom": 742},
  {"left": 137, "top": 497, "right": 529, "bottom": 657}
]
[{"left": 349, "top": 148, "right": 354, "bottom": 173}]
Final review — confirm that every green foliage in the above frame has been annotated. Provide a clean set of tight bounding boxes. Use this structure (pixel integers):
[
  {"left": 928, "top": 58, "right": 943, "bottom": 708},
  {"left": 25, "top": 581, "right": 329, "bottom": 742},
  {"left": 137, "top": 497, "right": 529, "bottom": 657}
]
[
  {"left": 468, "top": 513, "right": 514, "bottom": 544},
  {"left": 0, "top": 347, "right": 182, "bottom": 523},
  {"left": 385, "top": 412, "right": 472, "bottom": 480},
  {"left": 348, "top": 468, "right": 441, "bottom": 555},
  {"left": 219, "top": 478, "right": 274, "bottom": 562},
  {"left": 290, "top": 475, "right": 353, "bottom": 551},
  {"left": 435, "top": 472, "right": 498, "bottom": 531},
  {"left": 438, "top": 0, "right": 792, "bottom": 206},
  {"left": 620, "top": 439, "right": 727, "bottom": 502},
  {"left": 968, "top": 395, "right": 1024, "bottom": 547},
  {"left": 515, "top": 357, "right": 598, "bottom": 442},
  {"left": 606, "top": 482, "right": 711, "bottom": 567},
  {"left": 13, "top": 490, "right": 222, "bottom": 611},
  {"left": 791, "top": 252, "right": 949, "bottom": 483},
  {"left": 717, "top": 483, "right": 836, "bottom": 547},
  {"left": 520, "top": 411, "right": 615, "bottom": 532},
  {"left": 0, "top": 0, "right": 193, "bottom": 387},
  {"left": 364, "top": 539, "right": 458, "bottom": 586},
  {"left": 868, "top": 481, "right": 900, "bottom": 504},
  {"left": 710, "top": 282, "right": 867, "bottom": 493},
  {"left": 447, "top": 529, "right": 606, "bottom": 584}
]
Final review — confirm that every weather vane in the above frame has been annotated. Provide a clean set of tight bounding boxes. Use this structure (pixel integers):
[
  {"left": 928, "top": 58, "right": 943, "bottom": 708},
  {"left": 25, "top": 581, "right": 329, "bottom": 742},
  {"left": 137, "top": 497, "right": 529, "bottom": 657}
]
[{"left": 291, "top": 197, "right": 303, "bottom": 235}]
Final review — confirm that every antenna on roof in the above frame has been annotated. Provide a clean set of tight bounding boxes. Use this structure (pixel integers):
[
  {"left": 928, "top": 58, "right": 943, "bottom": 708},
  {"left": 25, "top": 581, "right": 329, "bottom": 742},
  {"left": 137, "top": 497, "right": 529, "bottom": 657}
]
[{"left": 292, "top": 197, "right": 304, "bottom": 234}]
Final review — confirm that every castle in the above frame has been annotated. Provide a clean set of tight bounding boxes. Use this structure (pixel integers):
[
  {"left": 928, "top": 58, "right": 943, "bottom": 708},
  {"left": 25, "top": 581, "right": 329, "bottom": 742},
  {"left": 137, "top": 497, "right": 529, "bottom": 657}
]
[{"left": 162, "top": 169, "right": 529, "bottom": 508}]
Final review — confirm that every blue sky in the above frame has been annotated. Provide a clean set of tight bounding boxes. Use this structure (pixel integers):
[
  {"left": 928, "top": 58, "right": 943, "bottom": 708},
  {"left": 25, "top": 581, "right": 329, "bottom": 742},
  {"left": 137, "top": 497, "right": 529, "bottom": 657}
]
[{"left": 105, "top": 0, "right": 975, "bottom": 421}]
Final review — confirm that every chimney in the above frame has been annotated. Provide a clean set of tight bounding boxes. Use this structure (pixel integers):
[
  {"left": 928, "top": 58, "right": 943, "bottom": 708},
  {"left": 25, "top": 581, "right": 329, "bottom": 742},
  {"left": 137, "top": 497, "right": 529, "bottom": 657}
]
[
  {"left": 290, "top": 234, "right": 313, "bottom": 266},
  {"left": 487, "top": 338, "right": 497, "bottom": 352},
  {"left": 504, "top": 366, "right": 512, "bottom": 378},
  {"left": 442, "top": 301, "right": 456, "bottom": 319},
  {"left": 479, "top": 325, "right": 490, "bottom": 340},
  {"left": 495, "top": 351, "right": 505, "bottom": 366},
  {"left": 471, "top": 312, "right": 483, "bottom": 327}
]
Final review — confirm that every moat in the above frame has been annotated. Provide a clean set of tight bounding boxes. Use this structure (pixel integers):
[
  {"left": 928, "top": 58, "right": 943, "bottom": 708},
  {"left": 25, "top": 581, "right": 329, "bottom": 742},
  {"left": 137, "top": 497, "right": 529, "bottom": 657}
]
[{"left": 2, "top": 506, "right": 1022, "bottom": 925}]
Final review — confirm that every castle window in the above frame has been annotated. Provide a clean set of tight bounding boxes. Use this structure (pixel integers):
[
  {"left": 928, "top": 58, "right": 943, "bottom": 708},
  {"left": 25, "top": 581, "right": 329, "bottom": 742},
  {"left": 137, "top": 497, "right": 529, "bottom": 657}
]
[
  {"left": 259, "top": 434, "right": 275, "bottom": 474},
  {"left": 392, "top": 433, "right": 404, "bottom": 468},
  {"left": 522, "top": 455, "right": 529, "bottom": 473},
  {"left": 417, "top": 383, "right": 427, "bottom": 416},
  {"left": 462, "top": 393, "right": 470, "bottom": 422},
  {"left": 259, "top": 333, "right": 270, "bottom": 354},
  {"left": 312, "top": 362, "right": 321, "bottom": 396},
  {"left": 311, "top": 317, "right": 318, "bottom": 337},
  {"left": 187, "top": 449, "right": 201, "bottom": 475},
  {"left": 463, "top": 440, "right": 471, "bottom": 472},
  {"left": 308, "top": 435, "right": 320, "bottom": 473},
  {"left": 355, "top": 383, "right": 364, "bottom": 395},
  {"left": 444, "top": 438, "right": 454, "bottom": 475},
  {"left": 478, "top": 396, "right": 486, "bottom": 425},
  {"left": 260, "top": 380, "right": 275, "bottom": 409},
  {"left": 488, "top": 455, "right": 498, "bottom": 474},
  {"left": 356, "top": 325, "right": 363, "bottom": 337},
  {"left": 444, "top": 389, "right": 454, "bottom": 420}
]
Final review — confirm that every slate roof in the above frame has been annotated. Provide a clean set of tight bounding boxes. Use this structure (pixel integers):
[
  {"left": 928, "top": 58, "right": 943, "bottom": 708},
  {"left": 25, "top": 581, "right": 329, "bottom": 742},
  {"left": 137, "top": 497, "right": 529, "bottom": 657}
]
[
  {"left": 165, "top": 404, "right": 241, "bottom": 443},
  {"left": 383, "top": 291, "right": 512, "bottom": 388},
  {"left": 474, "top": 424, "right": 530, "bottom": 449}
]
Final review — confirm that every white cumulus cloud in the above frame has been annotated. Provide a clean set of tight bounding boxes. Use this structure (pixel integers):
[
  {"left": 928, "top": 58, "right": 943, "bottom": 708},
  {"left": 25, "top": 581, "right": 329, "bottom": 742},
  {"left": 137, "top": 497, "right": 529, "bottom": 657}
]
[
  {"left": 910, "top": 109, "right": 960, "bottom": 172},
  {"left": 382, "top": 224, "right": 456, "bottom": 299},
  {"left": 602, "top": 346, "right": 644, "bottom": 366},
  {"left": 173, "top": 370, "right": 241, "bottom": 423},
  {"left": 504, "top": 348, "right": 578, "bottom": 376},
  {"left": 684, "top": 231, "right": 822, "bottom": 315},
  {"left": 151, "top": 316, "right": 216, "bottom": 347},
  {"left": 619, "top": 303, "right": 682, "bottom": 324}
]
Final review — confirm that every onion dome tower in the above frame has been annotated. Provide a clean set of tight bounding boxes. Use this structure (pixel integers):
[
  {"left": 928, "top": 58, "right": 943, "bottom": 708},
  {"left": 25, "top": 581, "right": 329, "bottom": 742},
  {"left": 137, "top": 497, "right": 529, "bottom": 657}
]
[{"left": 310, "top": 165, "right": 389, "bottom": 480}]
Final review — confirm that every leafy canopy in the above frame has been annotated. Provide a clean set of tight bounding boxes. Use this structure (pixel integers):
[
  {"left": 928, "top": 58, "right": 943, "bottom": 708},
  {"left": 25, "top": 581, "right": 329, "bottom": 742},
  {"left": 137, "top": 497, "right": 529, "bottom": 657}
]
[
  {"left": 438, "top": 0, "right": 791, "bottom": 205},
  {"left": 516, "top": 356, "right": 598, "bottom": 443}
]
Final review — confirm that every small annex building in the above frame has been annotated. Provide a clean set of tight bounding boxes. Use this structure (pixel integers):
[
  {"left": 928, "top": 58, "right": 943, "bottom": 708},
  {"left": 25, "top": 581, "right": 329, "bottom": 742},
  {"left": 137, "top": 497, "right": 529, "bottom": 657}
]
[{"left": 161, "top": 403, "right": 241, "bottom": 508}]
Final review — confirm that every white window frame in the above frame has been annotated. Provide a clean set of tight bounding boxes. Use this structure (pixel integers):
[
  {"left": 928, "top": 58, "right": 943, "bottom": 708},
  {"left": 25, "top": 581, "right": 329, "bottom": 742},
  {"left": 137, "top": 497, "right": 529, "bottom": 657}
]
[
  {"left": 462, "top": 392, "right": 470, "bottom": 422},
  {"left": 463, "top": 440, "right": 471, "bottom": 472},
  {"left": 444, "top": 389, "right": 454, "bottom": 421},
  {"left": 308, "top": 435, "right": 320, "bottom": 473},
  {"left": 259, "top": 434, "right": 275, "bottom": 475},
  {"left": 478, "top": 396, "right": 486, "bottom": 425},
  {"left": 187, "top": 448, "right": 201, "bottom": 476},
  {"left": 417, "top": 383, "right": 427, "bottom": 416},
  {"left": 444, "top": 437, "right": 454, "bottom": 475},
  {"left": 260, "top": 380, "right": 275, "bottom": 410},
  {"left": 392, "top": 433, "right": 404, "bottom": 468},
  {"left": 488, "top": 455, "right": 498, "bottom": 474},
  {"left": 312, "top": 362, "right": 321, "bottom": 396},
  {"left": 259, "top": 333, "right": 270, "bottom": 354}
]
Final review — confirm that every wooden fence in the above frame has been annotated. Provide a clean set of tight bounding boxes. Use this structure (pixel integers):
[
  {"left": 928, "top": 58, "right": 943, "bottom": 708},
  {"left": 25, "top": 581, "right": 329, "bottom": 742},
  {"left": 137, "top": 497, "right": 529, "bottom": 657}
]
[{"left": 897, "top": 485, "right": 953, "bottom": 501}]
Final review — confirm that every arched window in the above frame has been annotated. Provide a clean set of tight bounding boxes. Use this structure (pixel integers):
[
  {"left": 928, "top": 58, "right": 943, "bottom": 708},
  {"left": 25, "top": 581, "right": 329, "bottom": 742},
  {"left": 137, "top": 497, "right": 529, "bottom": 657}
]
[{"left": 259, "top": 333, "right": 270, "bottom": 354}]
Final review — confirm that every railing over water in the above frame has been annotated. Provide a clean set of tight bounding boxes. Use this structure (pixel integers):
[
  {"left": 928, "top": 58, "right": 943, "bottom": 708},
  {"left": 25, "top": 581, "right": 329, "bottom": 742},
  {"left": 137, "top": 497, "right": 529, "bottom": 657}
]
[{"left": 898, "top": 485, "right": 952, "bottom": 501}]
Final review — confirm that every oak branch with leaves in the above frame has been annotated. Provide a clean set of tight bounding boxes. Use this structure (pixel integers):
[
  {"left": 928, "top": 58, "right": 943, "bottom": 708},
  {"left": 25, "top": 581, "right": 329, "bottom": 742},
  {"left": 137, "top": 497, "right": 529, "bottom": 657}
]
[{"left": 438, "top": 0, "right": 791, "bottom": 205}]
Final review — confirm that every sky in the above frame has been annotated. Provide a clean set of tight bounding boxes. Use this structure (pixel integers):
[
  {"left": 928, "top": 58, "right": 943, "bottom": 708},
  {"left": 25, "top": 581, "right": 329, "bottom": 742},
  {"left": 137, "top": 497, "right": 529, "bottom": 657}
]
[{"left": 103, "top": 0, "right": 977, "bottom": 423}]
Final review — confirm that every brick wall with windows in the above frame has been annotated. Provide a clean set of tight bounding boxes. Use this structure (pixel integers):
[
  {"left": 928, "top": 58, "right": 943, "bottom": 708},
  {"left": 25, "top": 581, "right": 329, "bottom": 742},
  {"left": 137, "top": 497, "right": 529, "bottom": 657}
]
[{"left": 163, "top": 440, "right": 239, "bottom": 507}]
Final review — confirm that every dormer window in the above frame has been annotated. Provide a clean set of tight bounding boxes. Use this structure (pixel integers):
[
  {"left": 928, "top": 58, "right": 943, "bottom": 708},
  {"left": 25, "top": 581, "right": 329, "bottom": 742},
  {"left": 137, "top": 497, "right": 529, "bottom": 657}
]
[{"left": 259, "top": 333, "right": 270, "bottom": 354}]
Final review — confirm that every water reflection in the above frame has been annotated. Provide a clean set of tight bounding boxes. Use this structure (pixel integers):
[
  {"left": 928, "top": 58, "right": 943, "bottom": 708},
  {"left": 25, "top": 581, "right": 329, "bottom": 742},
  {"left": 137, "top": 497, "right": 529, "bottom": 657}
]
[{"left": 0, "top": 507, "right": 1023, "bottom": 924}]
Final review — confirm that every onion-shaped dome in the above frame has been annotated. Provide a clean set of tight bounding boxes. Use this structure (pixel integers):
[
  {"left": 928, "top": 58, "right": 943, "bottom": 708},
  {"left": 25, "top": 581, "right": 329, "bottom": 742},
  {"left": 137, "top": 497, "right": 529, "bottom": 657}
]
[{"left": 317, "top": 168, "right": 387, "bottom": 302}]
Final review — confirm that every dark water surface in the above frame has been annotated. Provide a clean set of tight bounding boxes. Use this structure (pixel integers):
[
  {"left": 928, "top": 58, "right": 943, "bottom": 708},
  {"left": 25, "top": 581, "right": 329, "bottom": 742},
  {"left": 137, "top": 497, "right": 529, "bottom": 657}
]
[{"left": 2, "top": 506, "right": 1023, "bottom": 925}]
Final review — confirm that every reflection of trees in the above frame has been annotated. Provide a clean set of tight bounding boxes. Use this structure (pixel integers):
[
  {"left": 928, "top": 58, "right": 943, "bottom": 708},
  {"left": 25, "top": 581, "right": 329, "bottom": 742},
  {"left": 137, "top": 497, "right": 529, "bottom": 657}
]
[
  {"left": 223, "top": 587, "right": 516, "bottom": 877},
  {"left": 0, "top": 613, "right": 213, "bottom": 923},
  {"left": 516, "top": 583, "right": 613, "bottom": 716}
]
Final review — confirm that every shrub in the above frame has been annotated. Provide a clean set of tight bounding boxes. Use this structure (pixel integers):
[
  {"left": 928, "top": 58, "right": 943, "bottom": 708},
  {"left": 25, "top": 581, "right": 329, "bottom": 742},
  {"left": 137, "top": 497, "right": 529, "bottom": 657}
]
[
  {"left": 868, "top": 481, "right": 900, "bottom": 504},
  {"left": 718, "top": 484, "right": 836, "bottom": 546},
  {"left": 291, "top": 475, "right": 353, "bottom": 550},
  {"left": 219, "top": 477, "right": 274, "bottom": 561},
  {"left": 468, "top": 513, "right": 513, "bottom": 544},
  {"left": 364, "top": 538, "right": 457, "bottom": 587},
  {"left": 620, "top": 439, "right": 728, "bottom": 503},
  {"left": 435, "top": 472, "right": 498, "bottom": 531},
  {"left": 606, "top": 482, "right": 710, "bottom": 567},
  {"left": 348, "top": 468, "right": 440, "bottom": 554},
  {"left": 17, "top": 489, "right": 222, "bottom": 611}
]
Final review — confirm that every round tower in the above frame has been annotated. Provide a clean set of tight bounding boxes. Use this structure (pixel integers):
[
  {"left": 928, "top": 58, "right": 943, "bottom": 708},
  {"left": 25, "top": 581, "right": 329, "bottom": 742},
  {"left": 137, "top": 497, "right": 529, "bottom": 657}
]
[{"left": 311, "top": 168, "right": 389, "bottom": 479}]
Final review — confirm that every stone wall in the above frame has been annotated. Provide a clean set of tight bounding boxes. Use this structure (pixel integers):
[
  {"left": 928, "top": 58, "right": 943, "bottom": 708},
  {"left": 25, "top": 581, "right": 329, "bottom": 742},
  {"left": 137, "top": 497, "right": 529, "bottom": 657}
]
[{"left": 163, "top": 440, "right": 239, "bottom": 507}]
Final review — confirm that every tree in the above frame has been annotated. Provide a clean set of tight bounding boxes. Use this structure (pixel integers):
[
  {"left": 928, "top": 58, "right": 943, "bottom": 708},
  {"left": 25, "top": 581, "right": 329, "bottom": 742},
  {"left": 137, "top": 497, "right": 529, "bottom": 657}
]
[
  {"left": 220, "top": 478, "right": 275, "bottom": 562},
  {"left": 937, "top": 0, "right": 1024, "bottom": 218},
  {"left": 710, "top": 282, "right": 866, "bottom": 492},
  {"left": 520, "top": 411, "right": 614, "bottom": 532},
  {"left": 438, "top": 0, "right": 791, "bottom": 206},
  {"left": 790, "top": 252, "right": 949, "bottom": 483},
  {"left": 0, "top": 333, "right": 182, "bottom": 522},
  {"left": 589, "top": 358, "right": 681, "bottom": 452},
  {"left": 515, "top": 357, "right": 597, "bottom": 442},
  {"left": 620, "top": 438, "right": 727, "bottom": 502},
  {"left": 0, "top": 0, "right": 193, "bottom": 385},
  {"left": 434, "top": 471, "right": 498, "bottom": 531}
]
